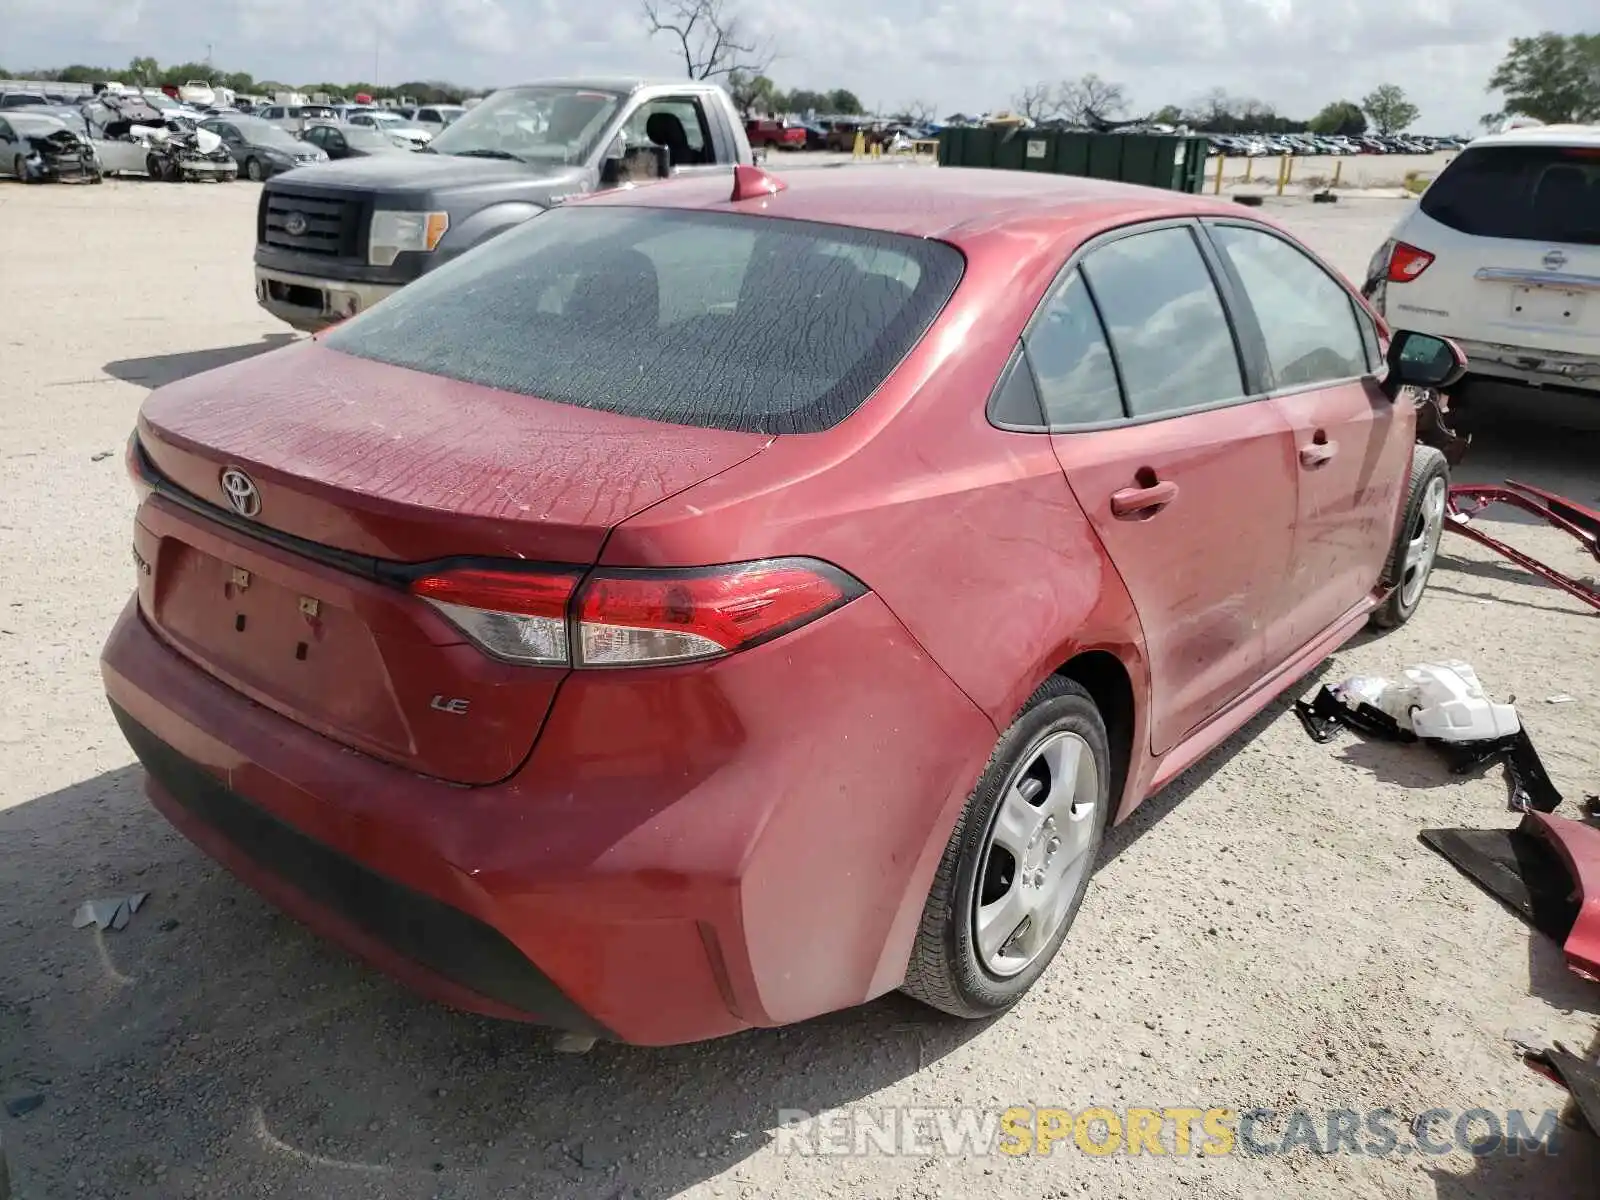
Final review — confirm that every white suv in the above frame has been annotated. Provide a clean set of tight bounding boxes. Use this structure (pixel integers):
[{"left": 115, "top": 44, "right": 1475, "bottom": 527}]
[{"left": 1363, "top": 124, "right": 1600, "bottom": 395}]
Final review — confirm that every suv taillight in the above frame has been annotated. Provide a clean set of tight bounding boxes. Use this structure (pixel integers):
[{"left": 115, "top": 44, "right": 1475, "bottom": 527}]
[
  {"left": 410, "top": 558, "right": 864, "bottom": 668},
  {"left": 1386, "top": 242, "right": 1435, "bottom": 282}
]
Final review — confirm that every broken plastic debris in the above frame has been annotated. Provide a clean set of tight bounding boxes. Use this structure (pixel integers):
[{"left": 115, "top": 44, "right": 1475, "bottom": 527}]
[
  {"left": 72, "top": 893, "right": 148, "bottom": 932},
  {"left": 1546, "top": 694, "right": 1576, "bottom": 705},
  {"left": 1407, "top": 662, "right": 1520, "bottom": 743}
]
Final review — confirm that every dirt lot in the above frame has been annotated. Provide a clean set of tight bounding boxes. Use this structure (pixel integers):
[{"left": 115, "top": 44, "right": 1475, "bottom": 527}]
[{"left": 1, "top": 179, "right": 1597, "bottom": 1200}]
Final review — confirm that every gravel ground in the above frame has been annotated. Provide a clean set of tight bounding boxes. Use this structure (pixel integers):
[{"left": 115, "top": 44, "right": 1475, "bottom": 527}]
[{"left": 1, "top": 179, "right": 1597, "bottom": 1200}]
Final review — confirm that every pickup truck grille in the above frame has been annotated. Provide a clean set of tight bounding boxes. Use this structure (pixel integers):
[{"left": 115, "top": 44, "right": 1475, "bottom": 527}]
[{"left": 259, "top": 189, "right": 364, "bottom": 259}]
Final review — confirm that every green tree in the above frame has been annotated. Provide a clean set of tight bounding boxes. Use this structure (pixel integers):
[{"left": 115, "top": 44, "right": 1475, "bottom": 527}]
[
  {"left": 1309, "top": 99, "right": 1367, "bottom": 137},
  {"left": 1361, "top": 83, "right": 1419, "bottom": 134},
  {"left": 126, "top": 56, "right": 160, "bottom": 84},
  {"left": 1488, "top": 32, "right": 1600, "bottom": 124},
  {"left": 726, "top": 70, "right": 783, "bottom": 115},
  {"left": 1151, "top": 104, "right": 1185, "bottom": 126},
  {"left": 826, "top": 88, "right": 863, "bottom": 115}
]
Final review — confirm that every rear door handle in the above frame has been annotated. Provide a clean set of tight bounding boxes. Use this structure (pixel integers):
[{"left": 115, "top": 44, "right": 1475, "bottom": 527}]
[{"left": 1110, "top": 480, "right": 1179, "bottom": 519}]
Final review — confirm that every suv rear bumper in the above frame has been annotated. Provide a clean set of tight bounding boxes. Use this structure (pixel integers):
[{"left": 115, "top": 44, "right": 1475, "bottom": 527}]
[
  {"left": 1452, "top": 338, "right": 1600, "bottom": 393},
  {"left": 255, "top": 266, "right": 399, "bottom": 332}
]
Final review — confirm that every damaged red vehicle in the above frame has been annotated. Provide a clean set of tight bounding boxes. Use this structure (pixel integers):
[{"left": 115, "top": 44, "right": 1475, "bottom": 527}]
[{"left": 102, "top": 166, "right": 1465, "bottom": 1045}]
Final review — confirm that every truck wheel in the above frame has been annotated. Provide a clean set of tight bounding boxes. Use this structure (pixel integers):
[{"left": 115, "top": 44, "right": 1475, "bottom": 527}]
[
  {"left": 1371, "top": 444, "right": 1450, "bottom": 630},
  {"left": 245, "top": 157, "right": 264, "bottom": 182}
]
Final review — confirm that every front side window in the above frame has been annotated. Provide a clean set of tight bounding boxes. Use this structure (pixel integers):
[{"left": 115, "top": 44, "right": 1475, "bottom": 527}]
[
  {"left": 1080, "top": 227, "right": 1243, "bottom": 418},
  {"left": 1209, "top": 224, "right": 1367, "bottom": 389},
  {"left": 323, "top": 206, "right": 964, "bottom": 434},
  {"left": 1023, "top": 269, "right": 1123, "bottom": 425}
]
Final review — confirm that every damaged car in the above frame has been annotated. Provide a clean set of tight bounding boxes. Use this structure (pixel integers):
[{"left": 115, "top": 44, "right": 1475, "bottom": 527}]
[
  {"left": 0, "top": 111, "right": 102, "bottom": 183},
  {"left": 84, "top": 94, "right": 237, "bottom": 182}
]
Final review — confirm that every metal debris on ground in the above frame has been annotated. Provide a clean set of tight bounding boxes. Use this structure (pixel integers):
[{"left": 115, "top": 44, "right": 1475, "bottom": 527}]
[
  {"left": 1546, "top": 694, "right": 1577, "bottom": 705},
  {"left": 1523, "top": 1046, "right": 1600, "bottom": 1136},
  {"left": 72, "top": 892, "right": 148, "bottom": 932},
  {"left": 1295, "top": 662, "right": 1563, "bottom": 812}
]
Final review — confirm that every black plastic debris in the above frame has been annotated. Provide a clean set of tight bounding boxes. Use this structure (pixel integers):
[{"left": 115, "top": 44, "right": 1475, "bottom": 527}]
[
  {"left": 1418, "top": 826, "right": 1579, "bottom": 945},
  {"left": 1524, "top": 1048, "right": 1600, "bottom": 1135},
  {"left": 1294, "top": 684, "right": 1562, "bottom": 813}
]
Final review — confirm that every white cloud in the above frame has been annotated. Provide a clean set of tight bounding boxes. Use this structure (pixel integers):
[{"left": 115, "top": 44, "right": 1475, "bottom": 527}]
[{"left": 0, "top": 0, "right": 1589, "bottom": 130}]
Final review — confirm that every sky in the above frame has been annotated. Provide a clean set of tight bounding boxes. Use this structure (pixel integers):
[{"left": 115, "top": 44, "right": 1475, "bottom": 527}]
[{"left": 0, "top": 0, "right": 1590, "bottom": 133}]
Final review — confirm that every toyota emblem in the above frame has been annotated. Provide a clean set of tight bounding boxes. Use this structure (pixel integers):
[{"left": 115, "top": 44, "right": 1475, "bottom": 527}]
[
  {"left": 220, "top": 467, "right": 261, "bottom": 517},
  {"left": 283, "top": 211, "right": 309, "bottom": 237},
  {"left": 1543, "top": 249, "right": 1568, "bottom": 271}
]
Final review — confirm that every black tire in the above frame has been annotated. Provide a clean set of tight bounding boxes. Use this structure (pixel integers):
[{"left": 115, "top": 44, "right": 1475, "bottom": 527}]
[
  {"left": 146, "top": 154, "right": 166, "bottom": 181},
  {"left": 902, "top": 675, "right": 1111, "bottom": 1018},
  {"left": 10, "top": 155, "right": 23, "bottom": 181},
  {"left": 245, "top": 157, "right": 264, "bottom": 182},
  {"left": 1371, "top": 444, "right": 1450, "bottom": 629}
]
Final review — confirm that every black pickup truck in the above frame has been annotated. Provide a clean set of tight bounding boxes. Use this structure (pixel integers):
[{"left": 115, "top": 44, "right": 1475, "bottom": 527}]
[{"left": 254, "top": 78, "right": 754, "bottom": 331}]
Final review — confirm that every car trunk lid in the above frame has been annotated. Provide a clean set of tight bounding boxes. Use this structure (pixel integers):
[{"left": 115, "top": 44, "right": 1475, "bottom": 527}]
[{"left": 134, "top": 340, "right": 769, "bottom": 784}]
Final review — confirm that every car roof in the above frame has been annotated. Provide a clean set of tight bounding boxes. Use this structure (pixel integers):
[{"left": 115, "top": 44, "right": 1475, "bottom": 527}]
[
  {"left": 1467, "top": 123, "right": 1600, "bottom": 150},
  {"left": 578, "top": 165, "right": 1249, "bottom": 245}
]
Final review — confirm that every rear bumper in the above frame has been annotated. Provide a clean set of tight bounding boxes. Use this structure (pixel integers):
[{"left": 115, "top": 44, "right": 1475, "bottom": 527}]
[
  {"left": 1451, "top": 338, "right": 1600, "bottom": 393},
  {"left": 102, "top": 590, "right": 992, "bottom": 1044},
  {"left": 254, "top": 266, "right": 399, "bottom": 331}
]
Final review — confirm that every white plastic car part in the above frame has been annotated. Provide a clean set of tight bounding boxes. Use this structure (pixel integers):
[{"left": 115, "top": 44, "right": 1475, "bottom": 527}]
[{"left": 1405, "top": 661, "right": 1521, "bottom": 743}]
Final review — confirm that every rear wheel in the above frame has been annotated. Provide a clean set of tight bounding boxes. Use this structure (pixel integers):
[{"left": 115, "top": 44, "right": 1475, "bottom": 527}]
[
  {"left": 1371, "top": 444, "right": 1449, "bottom": 629},
  {"left": 902, "top": 676, "right": 1110, "bottom": 1018}
]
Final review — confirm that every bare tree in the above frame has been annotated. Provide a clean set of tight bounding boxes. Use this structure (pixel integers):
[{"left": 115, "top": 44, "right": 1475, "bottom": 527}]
[
  {"left": 1011, "top": 81, "right": 1057, "bottom": 123},
  {"left": 898, "top": 98, "right": 937, "bottom": 126},
  {"left": 643, "top": 0, "right": 774, "bottom": 81},
  {"left": 1056, "top": 73, "right": 1128, "bottom": 126}
]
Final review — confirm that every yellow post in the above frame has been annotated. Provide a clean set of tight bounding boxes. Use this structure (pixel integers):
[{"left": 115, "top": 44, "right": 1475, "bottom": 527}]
[
  {"left": 853, "top": 130, "right": 865, "bottom": 159},
  {"left": 1332, "top": 159, "right": 1343, "bottom": 188},
  {"left": 1276, "top": 154, "right": 1287, "bottom": 196},
  {"left": 1243, "top": 156, "right": 1253, "bottom": 184},
  {"left": 1213, "top": 154, "right": 1225, "bottom": 195},
  {"left": 1284, "top": 154, "right": 1295, "bottom": 187},
  {"left": 870, "top": 140, "right": 881, "bottom": 159}
]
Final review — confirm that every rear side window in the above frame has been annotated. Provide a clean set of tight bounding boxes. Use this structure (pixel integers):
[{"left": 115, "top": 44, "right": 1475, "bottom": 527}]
[
  {"left": 1080, "top": 227, "right": 1243, "bottom": 418},
  {"left": 323, "top": 206, "right": 964, "bottom": 434},
  {"left": 1422, "top": 145, "right": 1600, "bottom": 245},
  {"left": 1024, "top": 270, "right": 1122, "bottom": 425},
  {"left": 1209, "top": 224, "right": 1367, "bottom": 389}
]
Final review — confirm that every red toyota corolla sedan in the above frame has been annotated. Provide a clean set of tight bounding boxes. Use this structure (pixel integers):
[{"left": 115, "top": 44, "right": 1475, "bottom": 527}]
[{"left": 102, "top": 166, "right": 1464, "bottom": 1045}]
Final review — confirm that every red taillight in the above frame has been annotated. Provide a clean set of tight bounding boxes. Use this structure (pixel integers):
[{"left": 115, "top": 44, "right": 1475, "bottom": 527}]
[
  {"left": 126, "top": 431, "right": 154, "bottom": 503},
  {"left": 410, "top": 567, "right": 579, "bottom": 665},
  {"left": 410, "top": 558, "right": 862, "bottom": 668},
  {"left": 577, "top": 560, "right": 854, "bottom": 666},
  {"left": 1387, "top": 242, "right": 1435, "bottom": 282}
]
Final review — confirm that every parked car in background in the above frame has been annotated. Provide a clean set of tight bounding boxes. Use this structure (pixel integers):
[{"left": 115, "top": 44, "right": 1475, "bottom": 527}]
[
  {"left": 258, "top": 103, "right": 339, "bottom": 134},
  {"left": 109, "top": 166, "right": 1463, "bottom": 1047},
  {"left": 252, "top": 78, "right": 754, "bottom": 330},
  {"left": 179, "top": 80, "right": 216, "bottom": 108},
  {"left": 200, "top": 114, "right": 327, "bottom": 180},
  {"left": 302, "top": 122, "right": 411, "bottom": 160},
  {"left": 346, "top": 109, "right": 431, "bottom": 148},
  {"left": 1, "top": 91, "right": 49, "bottom": 109},
  {"left": 0, "top": 111, "right": 101, "bottom": 181},
  {"left": 409, "top": 104, "right": 465, "bottom": 135},
  {"left": 745, "top": 117, "right": 806, "bottom": 150},
  {"left": 1364, "top": 124, "right": 1600, "bottom": 401}
]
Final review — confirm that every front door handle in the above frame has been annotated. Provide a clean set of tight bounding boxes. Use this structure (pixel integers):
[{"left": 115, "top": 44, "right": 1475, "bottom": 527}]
[
  {"left": 1110, "top": 479, "right": 1179, "bottom": 519},
  {"left": 1299, "top": 431, "right": 1338, "bottom": 468}
]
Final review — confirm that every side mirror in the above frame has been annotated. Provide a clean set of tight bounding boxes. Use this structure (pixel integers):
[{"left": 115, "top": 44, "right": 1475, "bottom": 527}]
[
  {"left": 1384, "top": 330, "right": 1465, "bottom": 396},
  {"left": 599, "top": 134, "right": 625, "bottom": 185}
]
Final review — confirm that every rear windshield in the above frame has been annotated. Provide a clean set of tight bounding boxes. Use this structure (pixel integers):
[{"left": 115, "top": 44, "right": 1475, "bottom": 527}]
[
  {"left": 322, "top": 206, "right": 964, "bottom": 434},
  {"left": 1422, "top": 145, "right": 1600, "bottom": 245}
]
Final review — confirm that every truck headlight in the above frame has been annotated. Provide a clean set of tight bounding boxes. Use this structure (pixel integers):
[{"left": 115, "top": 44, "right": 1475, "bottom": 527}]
[{"left": 368, "top": 210, "right": 449, "bottom": 267}]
